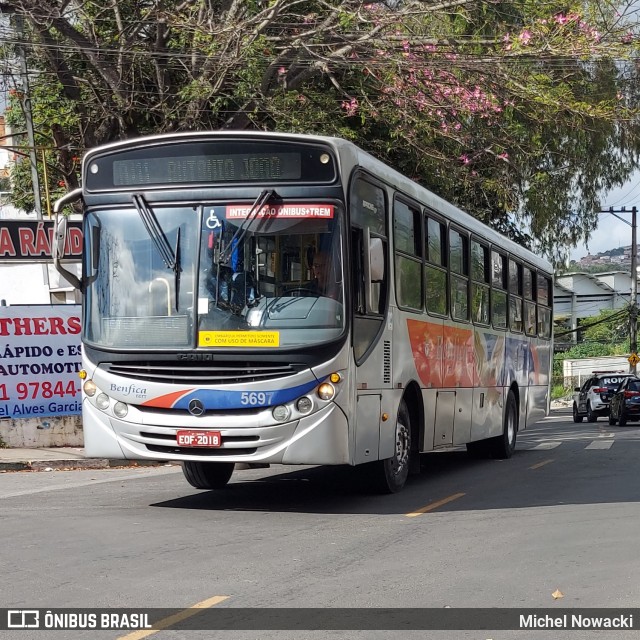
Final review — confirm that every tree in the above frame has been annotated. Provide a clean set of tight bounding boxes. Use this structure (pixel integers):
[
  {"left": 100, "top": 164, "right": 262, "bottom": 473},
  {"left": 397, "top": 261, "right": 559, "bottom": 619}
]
[{"left": 2, "top": 0, "right": 640, "bottom": 261}]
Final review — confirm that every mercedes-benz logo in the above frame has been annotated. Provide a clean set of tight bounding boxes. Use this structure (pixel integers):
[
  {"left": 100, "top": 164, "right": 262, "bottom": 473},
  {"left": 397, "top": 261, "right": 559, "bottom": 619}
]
[{"left": 188, "top": 399, "right": 205, "bottom": 416}]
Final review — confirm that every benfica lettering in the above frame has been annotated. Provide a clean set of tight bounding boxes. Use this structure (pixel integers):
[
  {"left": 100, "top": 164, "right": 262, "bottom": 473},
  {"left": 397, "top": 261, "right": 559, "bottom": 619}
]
[
  {"left": 0, "top": 221, "right": 82, "bottom": 262},
  {"left": 226, "top": 204, "right": 335, "bottom": 219}
]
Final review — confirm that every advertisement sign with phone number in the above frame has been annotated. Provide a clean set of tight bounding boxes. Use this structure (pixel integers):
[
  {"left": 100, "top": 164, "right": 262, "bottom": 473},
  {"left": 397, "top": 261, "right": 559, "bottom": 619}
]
[{"left": 0, "top": 305, "right": 82, "bottom": 419}]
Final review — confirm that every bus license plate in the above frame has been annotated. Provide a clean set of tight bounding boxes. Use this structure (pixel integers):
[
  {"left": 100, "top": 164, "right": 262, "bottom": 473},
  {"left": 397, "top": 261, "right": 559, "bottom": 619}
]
[{"left": 176, "top": 430, "right": 222, "bottom": 447}]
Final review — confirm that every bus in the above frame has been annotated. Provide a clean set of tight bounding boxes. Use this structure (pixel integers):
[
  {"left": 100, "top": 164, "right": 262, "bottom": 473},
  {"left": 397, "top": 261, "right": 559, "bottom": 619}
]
[{"left": 53, "top": 131, "right": 553, "bottom": 494}]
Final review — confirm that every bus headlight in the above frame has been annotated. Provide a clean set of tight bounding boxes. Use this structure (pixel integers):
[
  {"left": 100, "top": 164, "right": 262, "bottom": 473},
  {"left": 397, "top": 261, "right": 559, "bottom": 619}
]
[
  {"left": 296, "top": 396, "right": 313, "bottom": 414},
  {"left": 96, "top": 393, "right": 110, "bottom": 410},
  {"left": 113, "top": 402, "right": 128, "bottom": 418},
  {"left": 83, "top": 379, "right": 97, "bottom": 397},
  {"left": 272, "top": 405, "right": 290, "bottom": 422},
  {"left": 317, "top": 383, "right": 335, "bottom": 401}
]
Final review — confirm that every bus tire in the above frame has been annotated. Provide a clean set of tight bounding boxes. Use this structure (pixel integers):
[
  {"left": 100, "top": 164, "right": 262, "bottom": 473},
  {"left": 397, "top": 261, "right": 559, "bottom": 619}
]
[
  {"left": 369, "top": 400, "right": 411, "bottom": 494},
  {"left": 182, "top": 461, "right": 235, "bottom": 489},
  {"left": 487, "top": 390, "right": 518, "bottom": 459}
]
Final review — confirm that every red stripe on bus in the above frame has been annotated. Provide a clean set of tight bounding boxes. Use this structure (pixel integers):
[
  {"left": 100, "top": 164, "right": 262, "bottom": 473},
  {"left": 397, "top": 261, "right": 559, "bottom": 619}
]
[{"left": 142, "top": 389, "right": 194, "bottom": 408}]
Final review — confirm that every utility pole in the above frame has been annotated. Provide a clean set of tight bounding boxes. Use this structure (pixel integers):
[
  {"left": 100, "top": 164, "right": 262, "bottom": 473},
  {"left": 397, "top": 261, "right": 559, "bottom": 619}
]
[
  {"left": 13, "top": 13, "right": 42, "bottom": 217},
  {"left": 606, "top": 206, "right": 639, "bottom": 374}
]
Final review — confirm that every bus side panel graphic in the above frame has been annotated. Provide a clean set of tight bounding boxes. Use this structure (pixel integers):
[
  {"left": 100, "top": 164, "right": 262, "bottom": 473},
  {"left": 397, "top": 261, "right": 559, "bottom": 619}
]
[{"left": 407, "top": 319, "right": 547, "bottom": 389}]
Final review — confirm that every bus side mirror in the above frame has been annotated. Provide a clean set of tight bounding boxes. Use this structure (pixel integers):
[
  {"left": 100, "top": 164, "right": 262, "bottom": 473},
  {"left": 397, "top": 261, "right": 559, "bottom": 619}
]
[
  {"left": 52, "top": 188, "right": 83, "bottom": 290},
  {"left": 53, "top": 216, "right": 68, "bottom": 261},
  {"left": 369, "top": 237, "right": 384, "bottom": 282}
]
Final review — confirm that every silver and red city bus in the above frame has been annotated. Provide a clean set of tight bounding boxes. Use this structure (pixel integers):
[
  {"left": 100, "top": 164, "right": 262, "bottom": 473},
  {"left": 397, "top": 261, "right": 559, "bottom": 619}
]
[{"left": 53, "top": 131, "right": 553, "bottom": 493}]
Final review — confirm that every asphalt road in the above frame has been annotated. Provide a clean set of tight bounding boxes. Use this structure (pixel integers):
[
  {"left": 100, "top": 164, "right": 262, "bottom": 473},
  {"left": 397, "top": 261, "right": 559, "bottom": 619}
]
[{"left": 2, "top": 408, "right": 640, "bottom": 640}]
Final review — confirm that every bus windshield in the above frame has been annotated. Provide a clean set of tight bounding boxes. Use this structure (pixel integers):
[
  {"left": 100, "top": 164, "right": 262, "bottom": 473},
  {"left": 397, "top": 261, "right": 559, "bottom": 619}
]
[{"left": 83, "top": 201, "right": 345, "bottom": 350}]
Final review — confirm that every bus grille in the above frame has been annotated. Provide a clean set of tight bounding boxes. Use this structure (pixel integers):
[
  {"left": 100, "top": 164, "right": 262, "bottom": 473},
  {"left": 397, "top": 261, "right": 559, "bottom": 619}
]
[
  {"left": 101, "top": 361, "right": 305, "bottom": 385},
  {"left": 145, "top": 444, "right": 257, "bottom": 456}
]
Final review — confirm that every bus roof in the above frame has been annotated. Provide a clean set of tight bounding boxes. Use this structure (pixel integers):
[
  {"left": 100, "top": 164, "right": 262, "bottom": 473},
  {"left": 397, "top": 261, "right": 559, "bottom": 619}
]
[{"left": 82, "top": 130, "right": 553, "bottom": 273}]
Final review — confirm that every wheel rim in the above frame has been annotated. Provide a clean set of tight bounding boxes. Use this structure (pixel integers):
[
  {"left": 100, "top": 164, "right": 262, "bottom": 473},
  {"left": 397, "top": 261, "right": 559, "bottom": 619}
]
[
  {"left": 390, "top": 419, "right": 410, "bottom": 477},
  {"left": 507, "top": 405, "right": 516, "bottom": 445}
]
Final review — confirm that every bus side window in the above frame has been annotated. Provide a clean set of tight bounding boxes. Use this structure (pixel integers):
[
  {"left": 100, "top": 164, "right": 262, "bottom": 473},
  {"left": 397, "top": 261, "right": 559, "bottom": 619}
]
[
  {"left": 425, "top": 215, "right": 447, "bottom": 316},
  {"left": 393, "top": 198, "right": 423, "bottom": 311},
  {"left": 449, "top": 227, "right": 469, "bottom": 321},
  {"left": 508, "top": 258, "right": 523, "bottom": 332},
  {"left": 491, "top": 250, "right": 507, "bottom": 329},
  {"left": 471, "top": 239, "right": 490, "bottom": 325}
]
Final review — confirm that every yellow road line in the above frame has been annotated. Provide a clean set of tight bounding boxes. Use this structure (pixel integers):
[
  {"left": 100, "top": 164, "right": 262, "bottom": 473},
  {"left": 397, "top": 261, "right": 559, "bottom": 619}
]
[
  {"left": 118, "top": 595, "right": 229, "bottom": 639},
  {"left": 406, "top": 492, "right": 465, "bottom": 517},
  {"left": 529, "top": 458, "right": 555, "bottom": 470}
]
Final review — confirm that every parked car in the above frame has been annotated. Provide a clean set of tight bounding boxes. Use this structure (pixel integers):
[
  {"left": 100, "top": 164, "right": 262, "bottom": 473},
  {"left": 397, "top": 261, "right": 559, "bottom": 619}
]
[
  {"left": 572, "top": 371, "right": 636, "bottom": 423},
  {"left": 608, "top": 377, "right": 640, "bottom": 426}
]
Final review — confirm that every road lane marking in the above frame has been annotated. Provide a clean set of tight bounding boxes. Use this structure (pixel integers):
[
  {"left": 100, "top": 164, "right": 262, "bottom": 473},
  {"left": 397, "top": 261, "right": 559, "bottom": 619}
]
[
  {"left": 586, "top": 440, "right": 614, "bottom": 449},
  {"left": 529, "top": 459, "right": 555, "bottom": 470},
  {"left": 406, "top": 492, "right": 465, "bottom": 517},
  {"left": 117, "top": 595, "right": 229, "bottom": 639},
  {"left": 530, "top": 442, "right": 561, "bottom": 450}
]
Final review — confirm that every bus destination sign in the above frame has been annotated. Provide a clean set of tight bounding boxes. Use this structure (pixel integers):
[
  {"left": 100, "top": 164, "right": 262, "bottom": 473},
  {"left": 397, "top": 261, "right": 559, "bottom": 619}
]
[
  {"left": 113, "top": 152, "right": 301, "bottom": 186},
  {"left": 84, "top": 140, "right": 337, "bottom": 189}
]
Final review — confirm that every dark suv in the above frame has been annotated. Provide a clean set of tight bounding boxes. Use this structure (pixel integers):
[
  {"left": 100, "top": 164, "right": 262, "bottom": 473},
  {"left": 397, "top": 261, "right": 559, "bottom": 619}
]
[{"left": 572, "top": 371, "right": 635, "bottom": 423}]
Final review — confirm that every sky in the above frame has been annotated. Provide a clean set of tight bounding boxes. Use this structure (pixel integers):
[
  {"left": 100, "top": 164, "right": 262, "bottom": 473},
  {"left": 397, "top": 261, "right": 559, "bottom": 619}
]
[{"left": 570, "top": 169, "right": 640, "bottom": 261}]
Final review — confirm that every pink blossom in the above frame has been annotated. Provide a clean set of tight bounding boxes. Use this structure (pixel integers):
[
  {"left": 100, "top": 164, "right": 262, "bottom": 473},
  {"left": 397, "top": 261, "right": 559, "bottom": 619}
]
[
  {"left": 497, "top": 152, "right": 509, "bottom": 160},
  {"left": 518, "top": 30, "right": 532, "bottom": 45},
  {"left": 341, "top": 98, "right": 359, "bottom": 117},
  {"left": 278, "top": 67, "right": 286, "bottom": 75},
  {"left": 459, "top": 154, "right": 470, "bottom": 165}
]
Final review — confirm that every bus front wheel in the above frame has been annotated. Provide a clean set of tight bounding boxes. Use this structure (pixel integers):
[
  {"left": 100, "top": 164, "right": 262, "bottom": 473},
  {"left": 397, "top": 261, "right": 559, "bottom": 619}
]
[
  {"left": 369, "top": 400, "right": 411, "bottom": 494},
  {"left": 182, "top": 461, "right": 235, "bottom": 489}
]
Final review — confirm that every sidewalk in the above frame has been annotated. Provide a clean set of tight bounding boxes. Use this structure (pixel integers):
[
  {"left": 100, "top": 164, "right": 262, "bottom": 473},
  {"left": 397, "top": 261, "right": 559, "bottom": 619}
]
[{"left": 0, "top": 447, "right": 170, "bottom": 472}]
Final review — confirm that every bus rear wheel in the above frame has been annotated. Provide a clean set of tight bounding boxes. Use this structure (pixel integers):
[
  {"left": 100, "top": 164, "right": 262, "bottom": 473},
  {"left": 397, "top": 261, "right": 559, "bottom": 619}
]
[
  {"left": 369, "top": 400, "right": 411, "bottom": 494},
  {"left": 182, "top": 461, "right": 235, "bottom": 489},
  {"left": 487, "top": 390, "right": 518, "bottom": 459}
]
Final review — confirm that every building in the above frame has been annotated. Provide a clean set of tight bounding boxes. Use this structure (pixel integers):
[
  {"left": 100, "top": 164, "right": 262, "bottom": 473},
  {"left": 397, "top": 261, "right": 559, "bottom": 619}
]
[{"left": 553, "top": 270, "right": 635, "bottom": 344}]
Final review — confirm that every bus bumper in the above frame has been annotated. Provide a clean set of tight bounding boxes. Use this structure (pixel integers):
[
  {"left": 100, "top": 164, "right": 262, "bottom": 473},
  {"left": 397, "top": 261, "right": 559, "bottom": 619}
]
[{"left": 83, "top": 399, "right": 351, "bottom": 465}]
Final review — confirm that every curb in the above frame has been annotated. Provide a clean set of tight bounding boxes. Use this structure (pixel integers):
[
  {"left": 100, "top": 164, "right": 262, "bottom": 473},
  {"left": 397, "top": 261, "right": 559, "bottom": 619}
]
[{"left": 0, "top": 459, "right": 170, "bottom": 472}]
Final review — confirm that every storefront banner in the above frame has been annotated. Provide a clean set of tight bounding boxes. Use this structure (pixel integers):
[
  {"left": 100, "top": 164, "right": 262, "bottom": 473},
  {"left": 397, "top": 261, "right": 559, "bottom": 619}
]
[
  {"left": 0, "top": 305, "right": 82, "bottom": 419},
  {"left": 0, "top": 220, "right": 82, "bottom": 262}
]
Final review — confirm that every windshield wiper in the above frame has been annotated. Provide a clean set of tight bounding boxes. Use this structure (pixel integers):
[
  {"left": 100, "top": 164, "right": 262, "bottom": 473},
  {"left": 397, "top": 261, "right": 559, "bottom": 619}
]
[
  {"left": 220, "top": 189, "right": 277, "bottom": 264},
  {"left": 132, "top": 194, "right": 177, "bottom": 272},
  {"left": 174, "top": 227, "right": 181, "bottom": 312}
]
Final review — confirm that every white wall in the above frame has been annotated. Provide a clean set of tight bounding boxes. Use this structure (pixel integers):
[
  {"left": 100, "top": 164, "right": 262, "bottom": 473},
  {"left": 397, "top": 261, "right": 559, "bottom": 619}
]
[{"left": 0, "top": 263, "right": 50, "bottom": 305}]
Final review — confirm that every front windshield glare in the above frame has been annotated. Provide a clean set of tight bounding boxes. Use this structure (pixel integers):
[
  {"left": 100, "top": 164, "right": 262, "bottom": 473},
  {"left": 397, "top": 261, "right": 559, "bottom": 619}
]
[
  {"left": 198, "top": 204, "right": 345, "bottom": 347},
  {"left": 83, "top": 203, "right": 345, "bottom": 350},
  {"left": 84, "top": 207, "right": 198, "bottom": 348}
]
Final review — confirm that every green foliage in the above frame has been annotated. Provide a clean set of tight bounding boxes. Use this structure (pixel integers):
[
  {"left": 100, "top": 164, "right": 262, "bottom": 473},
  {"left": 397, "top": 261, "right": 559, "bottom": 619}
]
[
  {"left": 3, "top": 0, "right": 640, "bottom": 260},
  {"left": 553, "top": 341, "right": 630, "bottom": 377},
  {"left": 580, "top": 309, "right": 630, "bottom": 343}
]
